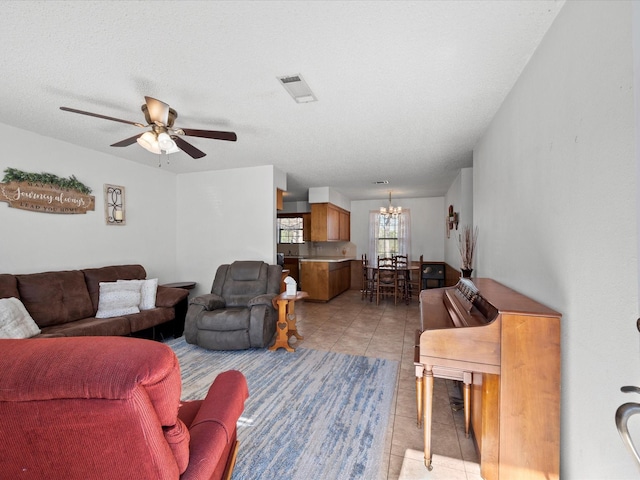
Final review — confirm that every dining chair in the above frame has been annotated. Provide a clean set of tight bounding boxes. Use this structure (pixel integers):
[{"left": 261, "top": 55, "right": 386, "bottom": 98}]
[
  {"left": 360, "top": 254, "right": 373, "bottom": 301},
  {"left": 393, "top": 254, "right": 410, "bottom": 304},
  {"left": 406, "top": 254, "right": 423, "bottom": 301},
  {"left": 374, "top": 256, "right": 398, "bottom": 305}
]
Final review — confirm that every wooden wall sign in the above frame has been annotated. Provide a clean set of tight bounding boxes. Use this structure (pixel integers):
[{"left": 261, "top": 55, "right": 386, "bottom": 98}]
[
  {"left": 0, "top": 168, "right": 95, "bottom": 215},
  {"left": 0, "top": 181, "right": 95, "bottom": 215}
]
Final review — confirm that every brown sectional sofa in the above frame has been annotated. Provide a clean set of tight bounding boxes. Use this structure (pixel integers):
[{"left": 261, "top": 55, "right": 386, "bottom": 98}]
[{"left": 0, "top": 264, "right": 188, "bottom": 338}]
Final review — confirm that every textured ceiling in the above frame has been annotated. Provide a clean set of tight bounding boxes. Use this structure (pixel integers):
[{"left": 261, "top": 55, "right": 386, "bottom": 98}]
[{"left": 1, "top": 0, "right": 564, "bottom": 202}]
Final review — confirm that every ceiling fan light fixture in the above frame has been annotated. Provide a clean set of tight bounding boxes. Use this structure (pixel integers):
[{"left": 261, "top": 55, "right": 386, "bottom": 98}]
[
  {"left": 157, "top": 132, "right": 177, "bottom": 151},
  {"left": 136, "top": 131, "right": 180, "bottom": 155},
  {"left": 137, "top": 131, "right": 161, "bottom": 154}
]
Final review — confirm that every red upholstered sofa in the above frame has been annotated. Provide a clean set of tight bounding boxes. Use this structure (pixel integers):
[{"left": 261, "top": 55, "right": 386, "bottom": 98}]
[
  {"left": 0, "top": 336, "right": 249, "bottom": 479},
  {"left": 0, "top": 264, "right": 188, "bottom": 338}
]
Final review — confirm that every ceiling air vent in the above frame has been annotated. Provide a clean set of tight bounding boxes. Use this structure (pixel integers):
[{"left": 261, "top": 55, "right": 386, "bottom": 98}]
[{"left": 277, "top": 74, "right": 317, "bottom": 103}]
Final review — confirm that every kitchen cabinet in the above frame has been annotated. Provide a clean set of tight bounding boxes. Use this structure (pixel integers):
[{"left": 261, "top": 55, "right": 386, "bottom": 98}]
[
  {"left": 310, "top": 203, "right": 350, "bottom": 242},
  {"left": 303, "top": 213, "right": 311, "bottom": 242},
  {"left": 300, "top": 259, "right": 351, "bottom": 301},
  {"left": 339, "top": 210, "right": 350, "bottom": 241},
  {"left": 329, "top": 261, "right": 351, "bottom": 298},
  {"left": 283, "top": 257, "right": 300, "bottom": 283}
]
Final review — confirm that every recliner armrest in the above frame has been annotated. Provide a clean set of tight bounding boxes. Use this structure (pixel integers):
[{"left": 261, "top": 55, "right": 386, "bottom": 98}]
[
  {"left": 179, "top": 370, "right": 249, "bottom": 480},
  {"left": 247, "top": 293, "right": 277, "bottom": 308},
  {"left": 189, "top": 293, "right": 226, "bottom": 311}
]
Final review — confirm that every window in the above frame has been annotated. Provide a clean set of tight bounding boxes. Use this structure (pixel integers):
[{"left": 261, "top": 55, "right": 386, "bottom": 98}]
[
  {"left": 376, "top": 216, "right": 401, "bottom": 257},
  {"left": 278, "top": 216, "right": 304, "bottom": 244},
  {"left": 369, "top": 210, "right": 411, "bottom": 262}
]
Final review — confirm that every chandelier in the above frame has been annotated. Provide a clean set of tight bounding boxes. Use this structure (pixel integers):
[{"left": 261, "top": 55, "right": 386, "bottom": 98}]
[{"left": 380, "top": 191, "right": 402, "bottom": 217}]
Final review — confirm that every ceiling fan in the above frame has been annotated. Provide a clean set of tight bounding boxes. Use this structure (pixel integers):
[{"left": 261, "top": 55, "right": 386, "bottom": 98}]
[{"left": 60, "top": 96, "right": 237, "bottom": 159}]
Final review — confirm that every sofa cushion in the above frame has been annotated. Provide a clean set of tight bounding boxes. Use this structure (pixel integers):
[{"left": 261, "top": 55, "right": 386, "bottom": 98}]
[
  {"left": 96, "top": 282, "right": 141, "bottom": 318},
  {"left": 40, "top": 315, "right": 131, "bottom": 337},
  {"left": 16, "top": 270, "right": 94, "bottom": 327},
  {"left": 0, "top": 297, "right": 41, "bottom": 338},
  {"left": 83, "top": 265, "right": 147, "bottom": 312},
  {"left": 127, "top": 307, "right": 174, "bottom": 333},
  {"left": 0, "top": 274, "right": 19, "bottom": 299},
  {"left": 117, "top": 278, "right": 158, "bottom": 310}
]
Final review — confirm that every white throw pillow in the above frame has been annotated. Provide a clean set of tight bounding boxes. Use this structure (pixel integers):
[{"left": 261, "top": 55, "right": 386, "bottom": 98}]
[
  {"left": 96, "top": 282, "right": 141, "bottom": 318},
  {"left": 117, "top": 278, "right": 158, "bottom": 310},
  {"left": 0, "top": 297, "right": 41, "bottom": 338}
]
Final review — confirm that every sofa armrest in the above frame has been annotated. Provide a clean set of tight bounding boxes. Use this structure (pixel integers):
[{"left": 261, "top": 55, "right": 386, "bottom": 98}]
[
  {"left": 189, "top": 293, "right": 226, "bottom": 311},
  {"left": 155, "top": 286, "right": 189, "bottom": 308},
  {"left": 180, "top": 370, "right": 249, "bottom": 480},
  {"left": 247, "top": 293, "right": 277, "bottom": 308}
]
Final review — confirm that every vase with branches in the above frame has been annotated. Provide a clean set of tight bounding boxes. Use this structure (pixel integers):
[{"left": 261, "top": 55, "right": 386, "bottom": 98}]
[{"left": 458, "top": 225, "right": 478, "bottom": 277}]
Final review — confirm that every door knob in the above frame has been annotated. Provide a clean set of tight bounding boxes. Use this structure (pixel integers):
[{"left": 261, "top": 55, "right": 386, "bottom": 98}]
[{"left": 616, "top": 386, "right": 640, "bottom": 467}]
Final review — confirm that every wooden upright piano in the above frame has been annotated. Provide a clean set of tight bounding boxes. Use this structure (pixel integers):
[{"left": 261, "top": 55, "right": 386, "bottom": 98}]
[{"left": 415, "top": 278, "right": 561, "bottom": 480}]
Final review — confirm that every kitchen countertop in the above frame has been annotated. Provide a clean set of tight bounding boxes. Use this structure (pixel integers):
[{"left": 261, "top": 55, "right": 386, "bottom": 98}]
[{"left": 298, "top": 256, "right": 355, "bottom": 263}]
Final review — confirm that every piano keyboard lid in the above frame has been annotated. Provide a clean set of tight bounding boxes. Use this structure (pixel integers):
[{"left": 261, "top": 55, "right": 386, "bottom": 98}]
[{"left": 449, "top": 278, "right": 499, "bottom": 326}]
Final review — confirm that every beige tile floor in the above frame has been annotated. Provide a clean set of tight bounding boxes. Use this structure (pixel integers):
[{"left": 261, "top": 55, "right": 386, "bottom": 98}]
[{"left": 289, "top": 289, "right": 481, "bottom": 480}]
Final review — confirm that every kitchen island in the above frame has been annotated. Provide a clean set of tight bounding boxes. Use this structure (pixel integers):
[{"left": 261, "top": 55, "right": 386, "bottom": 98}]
[{"left": 299, "top": 257, "right": 354, "bottom": 302}]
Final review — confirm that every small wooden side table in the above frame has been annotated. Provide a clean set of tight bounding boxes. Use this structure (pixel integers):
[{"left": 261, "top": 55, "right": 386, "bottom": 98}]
[{"left": 269, "top": 291, "right": 308, "bottom": 352}]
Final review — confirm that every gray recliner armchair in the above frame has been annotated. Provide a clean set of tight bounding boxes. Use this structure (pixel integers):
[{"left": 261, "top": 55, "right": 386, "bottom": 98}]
[{"left": 185, "top": 261, "right": 282, "bottom": 350}]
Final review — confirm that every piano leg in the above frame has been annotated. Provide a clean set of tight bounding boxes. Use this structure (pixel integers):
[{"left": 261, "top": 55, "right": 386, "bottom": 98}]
[
  {"left": 423, "top": 365, "right": 434, "bottom": 471},
  {"left": 463, "top": 373, "right": 472, "bottom": 438},
  {"left": 414, "top": 331, "right": 424, "bottom": 427},
  {"left": 416, "top": 367, "right": 424, "bottom": 428}
]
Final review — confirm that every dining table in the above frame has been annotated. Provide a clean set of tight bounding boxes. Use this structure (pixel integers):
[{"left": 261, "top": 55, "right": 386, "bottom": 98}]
[{"left": 366, "top": 264, "right": 421, "bottom": 304}]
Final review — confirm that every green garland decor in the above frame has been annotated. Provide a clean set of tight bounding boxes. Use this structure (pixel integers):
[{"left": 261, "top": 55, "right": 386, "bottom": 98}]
[{"left": 2, "top": 167, "right": 92, "bottom": 194}]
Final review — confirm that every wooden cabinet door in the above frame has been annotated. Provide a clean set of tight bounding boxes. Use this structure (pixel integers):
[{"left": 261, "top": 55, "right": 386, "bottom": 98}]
[
  {"left": 283, "top": 258, "right": 299, "bottom": 283},
  {"left": 310, "top": 203, "right": 349, "bottom": 242},
  {"left": 301, "top": 262, "right": 329, "bottom": 301},
  {"left": 302, "top": 213, "right": 311, "bottom": 242},
  {"left": 339, "top": 211, "right": 350, "bottom": 241},
  {"left": 339, "top": 262, "right": 351, "bottom": 292},
  {"left": 327, "top": 205, "right": 340, "bottom": 241},
  {"left": 311, "top": 204, "right": 328, "bottom": 242},
  {"left": 328, "top": 262, "right": 350, "bottom": 298}
]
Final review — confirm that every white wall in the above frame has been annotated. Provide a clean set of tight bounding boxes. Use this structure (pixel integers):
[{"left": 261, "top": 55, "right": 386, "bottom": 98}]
[
  {"left": 280, "top": 200, "right": 311, "bottom": 213},
  {"left": 0, "top": 121, "right": 289, "bottom": 300},
  {"left": 308, "top": 186, "right": 352, "bottom": 211},
  {"left": 632, "top": 6, "right": 640, "bottom": 471},
  {"left": 474, "top": 1, "right": 638, "bottom": 477},
  {"left": 350, "top": 197, "right": 445, "bottom": 262},
  {"left": 444, "top": 167, "right": 473, "bottom": 269},
  {"left": 0, "top": 123, "right": 178, "bottom": 281},
  {"left": 176, "top": 165, "right": 279, "bottom": 296}
]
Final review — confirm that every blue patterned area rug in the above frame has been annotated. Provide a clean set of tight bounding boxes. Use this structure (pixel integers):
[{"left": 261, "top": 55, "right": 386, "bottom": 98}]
[{"left": 166, "top": 337, "right": 399, "bottom": 480}]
